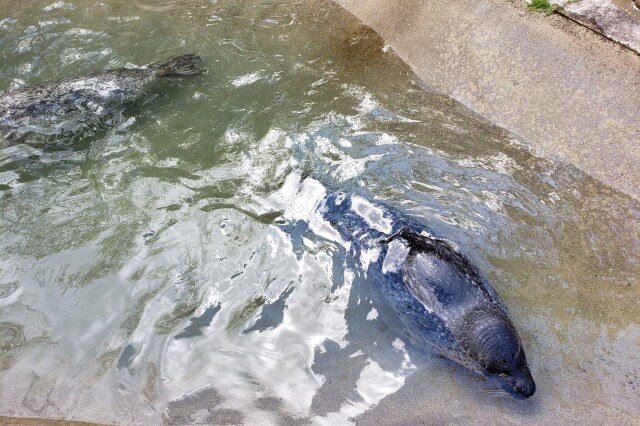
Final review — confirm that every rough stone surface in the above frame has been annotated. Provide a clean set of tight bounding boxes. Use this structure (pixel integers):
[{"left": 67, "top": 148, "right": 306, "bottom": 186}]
[
  {"left": 333, "top": 0, "right": 640, "bottom": 200},
  {"left": 551, "top": 0, "right": 640, "bottom": 53}
]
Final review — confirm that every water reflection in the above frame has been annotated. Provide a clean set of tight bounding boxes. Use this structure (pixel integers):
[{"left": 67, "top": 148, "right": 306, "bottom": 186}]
[{"left": 0, "top": 0, "right": 639, "bottom": 424}]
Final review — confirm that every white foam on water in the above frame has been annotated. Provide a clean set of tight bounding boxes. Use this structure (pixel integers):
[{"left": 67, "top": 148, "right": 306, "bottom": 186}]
[
  {"left": 350, "top": 195, "right": 393, "bottom": 234},
  {"left": 231, "top": 72, "right": 263, "bottom": 87}
]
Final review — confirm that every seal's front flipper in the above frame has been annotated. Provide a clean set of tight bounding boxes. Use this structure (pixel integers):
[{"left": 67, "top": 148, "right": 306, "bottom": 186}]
[{"left": 152, "top": 54, "right": 206, "bottom": 77}]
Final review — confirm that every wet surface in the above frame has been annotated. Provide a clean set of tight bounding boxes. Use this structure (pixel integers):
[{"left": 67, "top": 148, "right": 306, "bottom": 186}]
[{"left": 0, "top": 0, "right": 639, "bottom": 424}]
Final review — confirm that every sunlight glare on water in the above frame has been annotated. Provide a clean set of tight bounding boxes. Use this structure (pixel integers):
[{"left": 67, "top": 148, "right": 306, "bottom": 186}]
[{"left": 0, "top": 0, "right": 639, "bottom": 424}]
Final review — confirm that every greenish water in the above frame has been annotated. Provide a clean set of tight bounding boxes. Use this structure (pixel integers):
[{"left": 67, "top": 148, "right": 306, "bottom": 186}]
[{"left": 0, "top": 0, "right": 639, "bottom": 424}]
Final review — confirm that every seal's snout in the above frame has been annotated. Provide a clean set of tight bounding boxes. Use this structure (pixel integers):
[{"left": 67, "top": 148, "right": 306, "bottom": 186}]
[
  {"left": 515, "top": 374, "right": 536, "bottom": 398},
  {"left": 490, "top": 361, "right": 536, "bottom": 400},
  {"left": 506, "top": 364, "right": 536, "bottom": 399}
]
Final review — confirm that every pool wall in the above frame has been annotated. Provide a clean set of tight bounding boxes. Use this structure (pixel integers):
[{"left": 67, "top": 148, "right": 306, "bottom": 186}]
[{"left": 332, "top": 0, "right": 640, "bottom": 200}]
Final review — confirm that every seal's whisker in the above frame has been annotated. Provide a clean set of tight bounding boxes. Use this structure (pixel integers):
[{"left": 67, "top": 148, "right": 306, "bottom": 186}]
[
  {"left": 530, "top": 356, "right": 548, "bottom": 376},
  {"left": 476, "top": 389, "right": 510, "bottom": 399}
]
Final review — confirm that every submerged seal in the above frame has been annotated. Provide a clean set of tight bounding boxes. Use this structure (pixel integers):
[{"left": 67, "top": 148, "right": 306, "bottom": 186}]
[
  {"left": 278, "top": 175, "right": 536, "bottom": 399},
  {"left": 0, "top": 54, "right": 206, "bottom": 143}
]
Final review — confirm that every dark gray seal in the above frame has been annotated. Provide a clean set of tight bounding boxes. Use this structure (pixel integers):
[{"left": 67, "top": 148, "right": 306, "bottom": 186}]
[
  {"left": 283, "top": 176, "right": 536, "bottom": 399},
  {"left": 0, "top": 54, "right": 205, "bottom": 143}
]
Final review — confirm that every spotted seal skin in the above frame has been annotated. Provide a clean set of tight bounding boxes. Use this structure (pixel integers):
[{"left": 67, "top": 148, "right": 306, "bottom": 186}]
[
  {"left": 0, "top": 54, "right": 205, "bottom": 143},
  {"left": 283, "top": 176, "right": 536, "bottom": 399}
]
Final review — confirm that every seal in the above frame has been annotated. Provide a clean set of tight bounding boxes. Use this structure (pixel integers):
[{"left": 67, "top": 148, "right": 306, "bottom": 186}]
[
  {"left": 0, "top": 54, "right": 206, "bottom": 143},
  {"left": 277, "top": 175, "right": 536, "bottom": 399}
]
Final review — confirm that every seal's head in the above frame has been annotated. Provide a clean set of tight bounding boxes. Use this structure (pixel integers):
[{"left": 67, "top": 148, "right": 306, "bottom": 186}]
[{"left": 458, "top": 305, "right": 536, "bottom": 399}]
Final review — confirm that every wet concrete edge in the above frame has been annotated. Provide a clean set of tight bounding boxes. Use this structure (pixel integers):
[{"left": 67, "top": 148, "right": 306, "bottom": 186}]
[{"left": 332, "top": 0, "right": 640, "bottom": 201}]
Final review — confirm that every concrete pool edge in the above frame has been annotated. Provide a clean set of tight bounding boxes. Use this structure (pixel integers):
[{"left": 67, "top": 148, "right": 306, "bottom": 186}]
[
  {"left": 332, "top": 0, "right": 640, "bottom": 201},
  {"left": 0, "top": 416, "right": 104, "bottom": 426}
]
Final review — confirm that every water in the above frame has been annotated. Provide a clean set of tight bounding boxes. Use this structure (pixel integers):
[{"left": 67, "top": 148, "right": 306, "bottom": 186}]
[{"left": 0, "top": 0, "right": 639, "bottom": 424}]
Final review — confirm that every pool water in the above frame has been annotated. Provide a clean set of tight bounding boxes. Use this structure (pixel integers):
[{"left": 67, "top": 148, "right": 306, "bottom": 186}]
[{"left": 0, "top": 0, "right": 638, "bottom": 424}]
